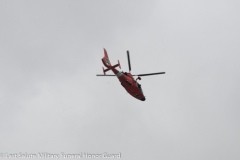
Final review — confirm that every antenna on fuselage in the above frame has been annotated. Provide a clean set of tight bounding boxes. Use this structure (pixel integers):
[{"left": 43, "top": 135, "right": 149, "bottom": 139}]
[{"left": 127, "top": 50, "right": 131, "bottom": 73}]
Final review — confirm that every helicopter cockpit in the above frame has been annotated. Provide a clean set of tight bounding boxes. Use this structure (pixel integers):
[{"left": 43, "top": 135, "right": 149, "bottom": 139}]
[{"left": 137, "top": 82, "right": 142, "bottom": 91}]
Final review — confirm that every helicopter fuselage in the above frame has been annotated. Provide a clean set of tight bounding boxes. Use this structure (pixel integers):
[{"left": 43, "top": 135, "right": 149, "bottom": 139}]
[{"left": 111, "top": 68, "right": 146, "bottom": 101}]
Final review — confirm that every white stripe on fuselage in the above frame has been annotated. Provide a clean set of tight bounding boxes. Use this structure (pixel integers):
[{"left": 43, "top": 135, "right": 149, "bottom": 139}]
[{"left": 116, "top": 72, "right": 123, "bottom": 78}]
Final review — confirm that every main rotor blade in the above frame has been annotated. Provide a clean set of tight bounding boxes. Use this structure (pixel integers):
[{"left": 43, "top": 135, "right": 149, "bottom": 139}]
[
  {"left": 132, "top": 72, "right": 165, "bottom": 76},
  {"left": 127, "top": 50, "right": 131, "bottom": 72},
  {"left": 96, "top": 74, "right": 116, "bottom": 76}
]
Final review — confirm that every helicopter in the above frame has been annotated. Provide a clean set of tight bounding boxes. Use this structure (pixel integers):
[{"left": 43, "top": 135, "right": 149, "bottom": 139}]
[{"left": 96, "top": 48, "right": 165, "bottom": 101}]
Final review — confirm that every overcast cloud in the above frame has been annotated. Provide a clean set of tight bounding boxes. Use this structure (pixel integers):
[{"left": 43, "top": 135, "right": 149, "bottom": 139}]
[{"left": 0, "top": 0, "right": 240, "bottom": 160}]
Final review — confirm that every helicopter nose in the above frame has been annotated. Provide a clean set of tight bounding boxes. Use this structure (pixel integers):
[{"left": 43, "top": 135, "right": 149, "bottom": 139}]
[{"left": 141, "top": 97, "right": 146, "bottom": 101}]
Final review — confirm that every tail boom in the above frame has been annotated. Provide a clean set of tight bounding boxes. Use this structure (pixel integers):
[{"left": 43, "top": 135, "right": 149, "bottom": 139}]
[{"left": 101, "top": 48, "right": 121, "bottom": 75}]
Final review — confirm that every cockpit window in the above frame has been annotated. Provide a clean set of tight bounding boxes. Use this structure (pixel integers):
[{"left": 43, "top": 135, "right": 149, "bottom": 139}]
[
  {"left": 137, "top": 83, "right": 142, "bottom": 90},
  {"left": 125, "top": 80, "right": 132, "bottom": 86}
]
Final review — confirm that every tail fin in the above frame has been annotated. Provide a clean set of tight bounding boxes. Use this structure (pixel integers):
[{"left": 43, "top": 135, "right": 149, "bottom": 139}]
[{"left": 102, "top": 48, "right": 112, "bottom": 68}]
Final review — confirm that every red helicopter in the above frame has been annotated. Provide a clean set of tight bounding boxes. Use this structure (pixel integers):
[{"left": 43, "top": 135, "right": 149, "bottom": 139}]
[{"left": 97, "top": 48, "right": 165, "bottom": 101}]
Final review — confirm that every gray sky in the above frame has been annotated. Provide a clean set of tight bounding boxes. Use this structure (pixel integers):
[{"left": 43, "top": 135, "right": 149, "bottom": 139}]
[{"left": 0, "top": 0, "right": 240, "bottom": 160}]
